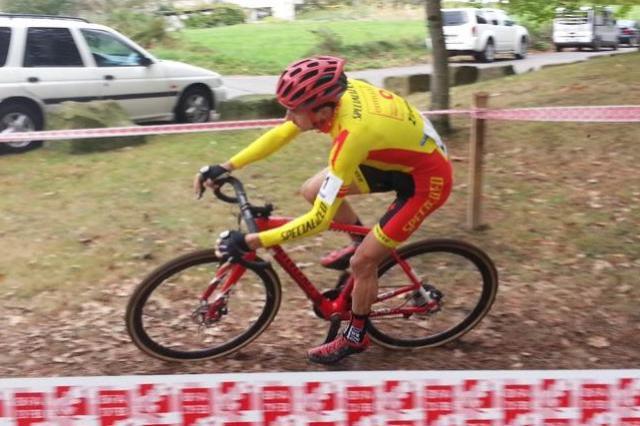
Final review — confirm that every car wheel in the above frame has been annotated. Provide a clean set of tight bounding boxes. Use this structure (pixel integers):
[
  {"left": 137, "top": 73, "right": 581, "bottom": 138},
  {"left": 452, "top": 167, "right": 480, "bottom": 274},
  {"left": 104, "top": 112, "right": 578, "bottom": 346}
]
[
  {"left": 515, "top": 37, "right": 528, "bottom": 59},
  {"left": 0, "top": 103, "right": 43, "bottom": 154},
  {"left": 476, "top": 39, "right": 495, "bottom": 63},
  {"left": 176, "top": 87, "right": 212, "bottom": 123}
]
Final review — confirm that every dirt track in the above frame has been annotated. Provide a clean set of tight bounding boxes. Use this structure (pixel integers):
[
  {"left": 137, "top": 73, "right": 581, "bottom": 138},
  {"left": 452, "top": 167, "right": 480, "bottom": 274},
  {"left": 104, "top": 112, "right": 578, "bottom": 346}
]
[{"left": 2, "top": 260, "right": 639, "bottom": 378}]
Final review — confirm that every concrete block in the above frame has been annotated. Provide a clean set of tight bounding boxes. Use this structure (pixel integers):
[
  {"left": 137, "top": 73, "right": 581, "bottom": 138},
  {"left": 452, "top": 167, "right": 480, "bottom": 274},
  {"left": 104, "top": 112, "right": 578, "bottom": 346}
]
[{"left": 219, "top": 94, "right": 286, "bottom": 120}]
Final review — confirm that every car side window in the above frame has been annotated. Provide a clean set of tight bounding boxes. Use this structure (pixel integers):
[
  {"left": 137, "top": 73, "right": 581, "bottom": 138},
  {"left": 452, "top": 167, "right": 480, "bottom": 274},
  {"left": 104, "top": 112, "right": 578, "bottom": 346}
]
[
  {"left": 485, "top": 11, "right": 499, "bottom": 25},
  {"left": 81, "top": 28, "right": 146, "bottom": 67},
  {"left": 0, "top": 27, "right": 10, "bottom": 67},
  {"left": 475, "top": 12, "right": 488, "bottom": 24},
  {"left": 24, "top": 27, "right": 83, "bottom": 67}
]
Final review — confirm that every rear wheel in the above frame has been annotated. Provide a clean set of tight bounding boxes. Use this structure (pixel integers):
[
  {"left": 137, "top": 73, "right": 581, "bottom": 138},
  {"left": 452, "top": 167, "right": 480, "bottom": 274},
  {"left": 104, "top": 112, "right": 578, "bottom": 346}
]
[
  {"left": 367, "top": 239, "right": 498, "bottom": 349},
  {"left": 0, "top": 102, "right": 43, "bottom": 154},
  {"left": 475, "top": 39, "right": 495, "bottom": 63},
  {"left": 126, "top": 249, "right": 281, "bottom": 361}
]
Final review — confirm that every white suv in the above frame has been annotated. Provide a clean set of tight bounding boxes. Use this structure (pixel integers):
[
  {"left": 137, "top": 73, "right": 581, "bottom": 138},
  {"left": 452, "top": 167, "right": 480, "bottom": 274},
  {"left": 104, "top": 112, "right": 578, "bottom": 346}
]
[
  {"left": 0, "top": 13, "right": 227, "bottom": 153},
  {"left": 440, "top": 8, "right": 529, "bottom": 63}
]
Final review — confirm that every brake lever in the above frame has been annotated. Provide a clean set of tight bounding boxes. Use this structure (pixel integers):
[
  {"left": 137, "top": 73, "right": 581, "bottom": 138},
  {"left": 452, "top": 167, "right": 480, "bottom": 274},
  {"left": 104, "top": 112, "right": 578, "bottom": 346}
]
[
  {"left": 237, "top": 256, "right": 271, "bottom": 270},
  {"left": 217, "top": 250, "right": 270, "bottom": 270}
]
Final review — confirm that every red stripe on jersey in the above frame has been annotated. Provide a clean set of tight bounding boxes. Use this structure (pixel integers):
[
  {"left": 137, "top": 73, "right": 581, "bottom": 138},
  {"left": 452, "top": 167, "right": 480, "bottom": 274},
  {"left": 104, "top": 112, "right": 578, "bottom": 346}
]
[
  {"left": 367, "top": 148, "right": 437, "bottom": 169},
  {"left": 331, "top": 130, "right": 350, "bottom": 168}
]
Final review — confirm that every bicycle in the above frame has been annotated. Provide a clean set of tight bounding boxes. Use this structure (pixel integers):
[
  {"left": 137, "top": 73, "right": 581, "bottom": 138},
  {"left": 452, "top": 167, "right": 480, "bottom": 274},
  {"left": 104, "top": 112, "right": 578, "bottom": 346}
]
[{"left": 125, "top": 176, "right": 498, "bottom": 362}]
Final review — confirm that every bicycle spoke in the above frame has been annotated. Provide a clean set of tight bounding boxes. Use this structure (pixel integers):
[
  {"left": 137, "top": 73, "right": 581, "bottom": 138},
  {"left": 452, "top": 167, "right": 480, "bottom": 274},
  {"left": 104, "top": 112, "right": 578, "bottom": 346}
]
[
  {"left": 370, "top": 244, "right": 491, "bottom": 345},
  {"left": 139, "top": 264, "right": 270, "bottom": 354}
]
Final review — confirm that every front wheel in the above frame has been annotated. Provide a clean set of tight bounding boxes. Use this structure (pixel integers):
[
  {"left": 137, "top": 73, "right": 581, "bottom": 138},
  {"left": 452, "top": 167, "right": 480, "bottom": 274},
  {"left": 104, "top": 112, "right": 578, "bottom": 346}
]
[
  {"left": 514, "top": 37, "right": 528, "bottom": 59},
  {"left": 126, "top": 249, "right": 281, "bottom": 361},
  {"left": 175, "top": 87, "right": 212, "bottom": 123},
  {"left": 0, "top": 103, "right": 43, "bottom": 154},
  {"left": 368, "top": 239, "right": 498, "bottom": 349}
]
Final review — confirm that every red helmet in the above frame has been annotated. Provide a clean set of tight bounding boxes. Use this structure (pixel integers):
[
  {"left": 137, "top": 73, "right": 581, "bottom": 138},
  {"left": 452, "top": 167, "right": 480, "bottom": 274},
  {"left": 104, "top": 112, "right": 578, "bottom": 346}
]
[{"left": 276, "top": 56, "right": 347, "bottom": 111}]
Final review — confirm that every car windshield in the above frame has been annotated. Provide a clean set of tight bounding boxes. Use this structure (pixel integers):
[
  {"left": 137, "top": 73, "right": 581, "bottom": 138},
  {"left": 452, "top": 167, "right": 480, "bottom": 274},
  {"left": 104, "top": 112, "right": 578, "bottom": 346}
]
[
  {"left": 555, "top": 10, "right": 590, "bottom": 25},
  {"left": 443, "top": 11, "right": 468, "bottom": 26}
]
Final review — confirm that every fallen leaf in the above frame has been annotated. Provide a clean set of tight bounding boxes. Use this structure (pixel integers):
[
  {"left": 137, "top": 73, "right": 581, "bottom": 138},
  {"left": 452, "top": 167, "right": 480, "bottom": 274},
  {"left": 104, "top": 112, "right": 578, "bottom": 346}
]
[{"left": 587, "top": 336, "right": 610, "bottom": 348}]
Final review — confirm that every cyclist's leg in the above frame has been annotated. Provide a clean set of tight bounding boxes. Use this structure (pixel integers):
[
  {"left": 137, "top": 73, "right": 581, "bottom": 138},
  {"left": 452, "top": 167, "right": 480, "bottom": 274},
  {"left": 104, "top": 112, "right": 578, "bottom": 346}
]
[
  {"left": 350, "top": 232, "right": 392, "bottom": 314},
  {"left": 350, "top": 160, "right": 453, "bottom": 311},
  {"left": 375, "top": 168, "right": 453, "bottom": 247},
  {"left": 307, "top": 233, "right": 389, "bottom": 364},
  {"left": 308, "top": 167, "right": 453, "bottom": 364}
]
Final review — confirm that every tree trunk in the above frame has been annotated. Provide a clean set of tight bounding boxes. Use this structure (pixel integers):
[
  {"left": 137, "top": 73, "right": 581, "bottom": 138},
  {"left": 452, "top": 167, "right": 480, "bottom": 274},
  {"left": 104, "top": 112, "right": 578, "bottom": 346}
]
[{"left": 425, "top": 0, "right": 450, "bottom": 134}]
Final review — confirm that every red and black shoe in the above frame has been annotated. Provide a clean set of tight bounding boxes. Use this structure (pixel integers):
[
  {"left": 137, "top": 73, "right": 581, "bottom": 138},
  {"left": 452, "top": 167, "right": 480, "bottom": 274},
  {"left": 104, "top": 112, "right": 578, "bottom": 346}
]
[
  {"left": 307, "top": 334, "right": 370, "bottom": 365},
  {"left": 320, "top": 244, "right": 358, "bottom": 270}
]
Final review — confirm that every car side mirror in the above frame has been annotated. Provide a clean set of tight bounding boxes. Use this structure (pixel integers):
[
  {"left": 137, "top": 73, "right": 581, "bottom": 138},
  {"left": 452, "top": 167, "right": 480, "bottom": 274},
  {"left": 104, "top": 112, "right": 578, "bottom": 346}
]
[{"left": 139, "top": 56, "right": 153, "bottom": 67}]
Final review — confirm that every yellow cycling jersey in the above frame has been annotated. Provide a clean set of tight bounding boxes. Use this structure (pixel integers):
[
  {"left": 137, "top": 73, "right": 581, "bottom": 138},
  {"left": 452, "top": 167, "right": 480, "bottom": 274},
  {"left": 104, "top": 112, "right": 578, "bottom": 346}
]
[{"left": 229, "top": 78, "right": 448, "bottom": 248}]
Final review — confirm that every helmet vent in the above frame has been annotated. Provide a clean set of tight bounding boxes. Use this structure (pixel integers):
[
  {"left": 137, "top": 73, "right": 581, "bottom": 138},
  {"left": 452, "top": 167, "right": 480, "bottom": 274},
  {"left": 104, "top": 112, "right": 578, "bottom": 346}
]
[
  {"left": 290, "top": 87, "right": 307, "bottom": 101},
  {"left": 299, "top": 69, "right": 319, "bottom": 83},
  {"left": 313, "top": 74, "right": 333, "bottom": 89},
  {"left": 282, "top": 82, "right": 293, "bottom": 97}
]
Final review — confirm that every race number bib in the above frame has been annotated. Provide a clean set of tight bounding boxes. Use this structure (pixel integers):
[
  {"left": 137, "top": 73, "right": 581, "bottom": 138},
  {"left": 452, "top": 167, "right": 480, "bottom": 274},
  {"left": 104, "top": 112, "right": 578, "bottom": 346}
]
[
  {"left": 318, "top": 172, "right": 343, "bottom": 205},
  {"left": 422, "top": 120, "right": 448, "bottom": 156}
]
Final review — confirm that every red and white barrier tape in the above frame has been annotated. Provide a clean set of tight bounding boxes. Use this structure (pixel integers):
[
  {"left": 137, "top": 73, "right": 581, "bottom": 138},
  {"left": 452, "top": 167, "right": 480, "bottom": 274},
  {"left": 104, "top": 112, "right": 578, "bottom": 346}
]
[
  {"left": 0, "top": 370, "right": 638, "bottom": 425},
  {"left": 0, "top": 118, "right": 284, "bottom": 143},
  {"left": 480, "top": 105, "right": 640, "bottom": 122},
  {"left": 0, "top": 106, "right": 638, "bottom": 144}
]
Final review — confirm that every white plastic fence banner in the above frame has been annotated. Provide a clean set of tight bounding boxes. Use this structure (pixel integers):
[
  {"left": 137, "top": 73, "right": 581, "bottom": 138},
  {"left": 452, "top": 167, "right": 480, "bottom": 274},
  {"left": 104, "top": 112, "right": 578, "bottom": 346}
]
[{"left": 0, "top": 369, "right": 638, "bottom": 425}]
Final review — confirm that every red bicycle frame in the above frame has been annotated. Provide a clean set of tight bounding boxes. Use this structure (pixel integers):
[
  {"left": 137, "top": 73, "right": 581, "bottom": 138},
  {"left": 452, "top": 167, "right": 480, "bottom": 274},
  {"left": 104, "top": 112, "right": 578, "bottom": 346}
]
[{"left": 204, "top": 216, "right": 438, "bottom": 322}]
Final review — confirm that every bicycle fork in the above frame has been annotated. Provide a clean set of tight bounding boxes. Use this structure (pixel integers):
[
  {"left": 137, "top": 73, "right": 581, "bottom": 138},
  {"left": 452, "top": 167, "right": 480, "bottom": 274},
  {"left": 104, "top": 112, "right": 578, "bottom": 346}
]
[{"left": 192, "top": 257, "right": 253, "bottom": 326}]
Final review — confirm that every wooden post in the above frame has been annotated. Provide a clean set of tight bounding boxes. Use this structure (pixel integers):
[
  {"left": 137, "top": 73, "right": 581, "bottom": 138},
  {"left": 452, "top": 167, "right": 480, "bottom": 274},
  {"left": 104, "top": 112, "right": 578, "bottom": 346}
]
[{"left": 467, "top": 92, "right": 489, "bottom": 231}]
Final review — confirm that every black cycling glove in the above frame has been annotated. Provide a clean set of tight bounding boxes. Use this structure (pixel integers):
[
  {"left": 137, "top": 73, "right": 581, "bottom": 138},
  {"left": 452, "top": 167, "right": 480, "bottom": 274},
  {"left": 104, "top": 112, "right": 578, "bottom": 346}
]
[
  {"left": 196, "top": 164, "right": 229, "bottom": 199},
  {"left": 215, "top": 230, "right": 251, "bottom": 261},
  {"left": 199, "top": 164, "right": 229, "bottom": 181}
]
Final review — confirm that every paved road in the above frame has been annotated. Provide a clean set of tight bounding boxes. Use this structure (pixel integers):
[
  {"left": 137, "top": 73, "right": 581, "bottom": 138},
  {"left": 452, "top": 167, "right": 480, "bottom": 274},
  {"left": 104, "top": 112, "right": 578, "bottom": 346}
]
[{"left": 223, "top": 47, "right": 637, "bottom": 99}]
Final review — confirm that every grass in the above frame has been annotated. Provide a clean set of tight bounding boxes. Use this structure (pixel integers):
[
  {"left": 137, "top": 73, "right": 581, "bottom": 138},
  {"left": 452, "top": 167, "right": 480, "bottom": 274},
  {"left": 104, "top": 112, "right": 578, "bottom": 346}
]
[
  {"left": 151, "top": 19, "right": 427, "bottom": 75},
  {"left": 1, "top": 53, "right": 639, "bottom": 314},
  {"left": 149, "top": 3, "right": 640, "bottom": 76},
  {"left": 616, "top": 5, "right": 640, "bottom": 20}
]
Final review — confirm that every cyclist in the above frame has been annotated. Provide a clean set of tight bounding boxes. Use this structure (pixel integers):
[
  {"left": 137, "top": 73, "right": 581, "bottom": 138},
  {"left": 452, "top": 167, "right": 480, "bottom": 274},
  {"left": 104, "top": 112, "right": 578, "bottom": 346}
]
[{"left": 194, "top": 56, "right": 452, "bottom": 364}]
